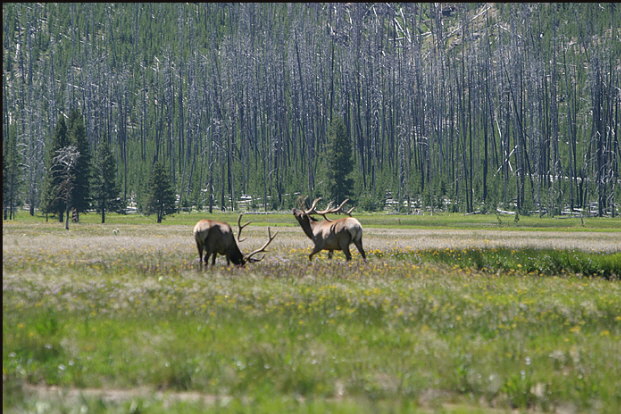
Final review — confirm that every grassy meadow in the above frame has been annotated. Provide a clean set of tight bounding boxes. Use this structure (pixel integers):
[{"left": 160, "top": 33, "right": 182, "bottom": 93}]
[{"left": 3, "top": 211, "right": 621, "bottom": 413}]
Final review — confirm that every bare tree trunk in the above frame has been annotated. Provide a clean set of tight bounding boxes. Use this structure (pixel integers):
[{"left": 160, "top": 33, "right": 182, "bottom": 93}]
[{"left": 65, "top": 206, "right": 70, "bottom": 230}]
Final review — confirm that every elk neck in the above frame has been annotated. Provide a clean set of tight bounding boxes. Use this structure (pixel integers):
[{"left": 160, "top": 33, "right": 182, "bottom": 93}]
[
  {"left": 299, "top": 216, "right": 318, "bottom": 240},
  {"left": 228, "top": 242, "right": 245, "bottom": 265}
]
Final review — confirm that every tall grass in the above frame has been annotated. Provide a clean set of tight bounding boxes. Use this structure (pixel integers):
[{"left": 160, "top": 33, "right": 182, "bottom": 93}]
[
  {"left": 3, "top": 221, "right": 621, "bottom": 413},
  {"left": 382, "top": 248, "right": 621, "bottom": 279}
]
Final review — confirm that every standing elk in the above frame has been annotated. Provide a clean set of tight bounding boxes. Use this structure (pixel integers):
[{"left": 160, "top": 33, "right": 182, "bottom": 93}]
[
  {"left": 193, "top": 214, "right": 277, "bottom": 266},
  {"left": 292, "top": 197, "right": 366, "bottom": 261}
]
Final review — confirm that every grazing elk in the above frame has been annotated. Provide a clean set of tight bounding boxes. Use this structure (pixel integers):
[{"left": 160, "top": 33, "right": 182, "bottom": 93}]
[
  {"left": 292, "top": 197, "right": 366, "bottom": 261},
  {"left": 193, "top": 214, "right": 277, "bottom": 266}
]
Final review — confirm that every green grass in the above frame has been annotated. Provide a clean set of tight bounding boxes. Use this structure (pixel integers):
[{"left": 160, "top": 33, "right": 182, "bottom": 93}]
[
  {"left": 381, "top": 248, "right": 621, "bottom": 279},
  {"left": 9, "top": 209, "right": 621, "bottom": 231},
  {"left": 3, "top": 220, "right": 621, "bottom": 413}
]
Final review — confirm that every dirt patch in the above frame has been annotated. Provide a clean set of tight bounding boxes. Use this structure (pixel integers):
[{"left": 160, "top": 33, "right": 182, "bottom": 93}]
[{"left": 22, "top": 383, "right": 231, "bottom": 406}]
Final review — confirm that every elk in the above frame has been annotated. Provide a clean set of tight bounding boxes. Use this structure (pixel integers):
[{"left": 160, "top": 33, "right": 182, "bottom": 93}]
[
  {"left": 193, "top": 214, "right": 277, "bottom": 266},
  {"left": 292, "top": 197, "right": 366, "bottom": 261}
]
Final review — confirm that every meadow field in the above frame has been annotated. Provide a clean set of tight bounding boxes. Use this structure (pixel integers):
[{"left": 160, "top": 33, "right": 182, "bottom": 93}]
[{"left": 3, "top": 212, "right": 621, "bottom": 413}]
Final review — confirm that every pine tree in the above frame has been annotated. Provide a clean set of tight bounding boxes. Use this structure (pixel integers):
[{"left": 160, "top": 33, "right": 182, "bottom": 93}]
[
  {"left": 325, "top": 116, "right": 354, "bottom": 203},
  {"left": 145, "top": 161, "right": 176, "bottom": 223},
  {"left": 52, "top": 145, "right": 80, "bottom": 230},
  {"left": 41, "top": 116, "right": 69, "bottom": 222},
  {"left": 3, "top": 124, "right": 22, "bottom": 220},
  {"left": 68, "top": 109, "right": 91, "bottom": 221},
  {"left": 92, "top": 139, "right": 120, "bottom": 223}
]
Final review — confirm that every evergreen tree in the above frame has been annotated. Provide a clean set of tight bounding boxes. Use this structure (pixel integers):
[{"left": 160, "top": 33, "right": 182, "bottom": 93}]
[
  {"left": 68, "top": 109, "right": 91, "bottom": 221},
  {"left": 51, "top": 145, "right": 80, "bottom": 230},
  {"left": 92, "top": 139, "right": 120, "bottom": 223},
  {"left": 144, "top": 161, "right": 176, "bottom": 223},
  {"left": 3, "top": 125, "right": 22, "bottom": 220},
  {"left": 325, "top": 116, "right": 354, "bottom": 203},
  {"left": 41, "top": 116, "right": 69, "bottom": 222}
]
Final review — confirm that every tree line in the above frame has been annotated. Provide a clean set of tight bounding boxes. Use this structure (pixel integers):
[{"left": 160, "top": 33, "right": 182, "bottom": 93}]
[
  {"left": 20, "top": 107, "right": 189, "bottom": 225},
  {"left": 3, "top": 3, "right": 620, "bottom": 220},
  {"left": 8, "top": 108, "right": 350, "bottom": 226}
]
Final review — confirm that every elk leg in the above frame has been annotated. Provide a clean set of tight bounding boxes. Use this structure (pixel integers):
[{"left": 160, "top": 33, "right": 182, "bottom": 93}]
[
  {"left": 309, "top": 246, "right": 322, "bottom": 261},
  {"left": 354, "top": 239, "right": 367, "bottom": 260},
  {"left": 196, "top": 242, "right": 204, "bottom": 264},
  {"left": 210, "top": 252, "right": 217, "bottom": 266},
  {"left": 343, "top": 247, "right": 352, "bottom": 261},
  {"left": 327, "top": 250, "right": 333, "bottom": 259},
  {"left": 339, "top": 238, "right": 353, "bottom": 261}
]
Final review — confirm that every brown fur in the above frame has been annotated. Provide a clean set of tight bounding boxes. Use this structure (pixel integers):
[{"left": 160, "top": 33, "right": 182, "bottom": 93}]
[
  {"left": 193, "top": 219, "right": 244, "bottom": 266},
  {"left": 292, "top": 209, "right": 366, "bottom": 261}
]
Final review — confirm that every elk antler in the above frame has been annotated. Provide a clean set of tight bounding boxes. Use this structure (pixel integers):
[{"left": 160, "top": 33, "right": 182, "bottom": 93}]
[
  {"left": 237, "top": 213, "right": 251, "bottom": 242},
  {"left": 335, "top": 199, "right": 355, "bottom": 216},
  {"left": 303, "top": 197, "right": 323, "bottom": 215},
  {"left": 244, "top": 227, "right": 278, "bottom": 262},
  {"left": 297, "top": 195, "right": 309, "bottom": 210},
  {"left": 315, "top": 199, "right": 355, "bottom": 220}
]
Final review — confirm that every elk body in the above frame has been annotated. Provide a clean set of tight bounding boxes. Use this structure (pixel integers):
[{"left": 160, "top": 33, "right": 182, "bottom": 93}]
[
  {"left": 193, "top": 214, "right": 277, "bottom": 266},
  {"left": 292, "top": 198, "right": 366, "bottom": 261}
]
